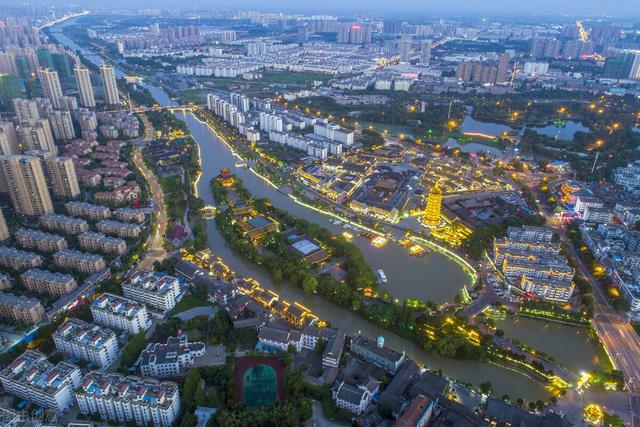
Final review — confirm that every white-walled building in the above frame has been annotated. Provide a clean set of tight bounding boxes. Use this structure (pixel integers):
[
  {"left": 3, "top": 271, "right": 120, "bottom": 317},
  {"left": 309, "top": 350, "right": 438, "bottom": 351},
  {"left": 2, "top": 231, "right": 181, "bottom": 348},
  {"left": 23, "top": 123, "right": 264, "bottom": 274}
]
[
  {"left": 139, "top": 335, "right": 205, "bottom": 377},
  {"left": 122, "top": 271, "right": 182, "bottom": 311},
  {"left": 91, "top": 292, "right": 151, "bottom": 334},
  {"left": 0, "top": 350, "right": 81, "bottom": 413},
  {"left": 75, "top": 371, "right": 180, "bottom": 427},
  {"left": 53, "top": 319, "right": 120, "bottom": 369}
]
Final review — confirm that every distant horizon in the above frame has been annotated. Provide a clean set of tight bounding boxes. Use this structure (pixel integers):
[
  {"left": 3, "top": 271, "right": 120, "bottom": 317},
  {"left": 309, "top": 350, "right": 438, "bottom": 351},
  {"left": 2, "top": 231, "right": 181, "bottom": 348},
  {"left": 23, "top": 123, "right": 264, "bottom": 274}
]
[{"left": 2, "top": 0, "right": 640, "bottom": 19}]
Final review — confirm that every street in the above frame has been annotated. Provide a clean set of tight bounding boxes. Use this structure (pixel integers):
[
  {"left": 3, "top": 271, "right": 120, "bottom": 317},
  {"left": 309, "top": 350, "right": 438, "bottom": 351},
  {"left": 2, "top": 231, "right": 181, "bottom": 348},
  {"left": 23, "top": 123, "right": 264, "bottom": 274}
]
[{"left": 130, "top": 112, "right": 168, "bottom": 270}]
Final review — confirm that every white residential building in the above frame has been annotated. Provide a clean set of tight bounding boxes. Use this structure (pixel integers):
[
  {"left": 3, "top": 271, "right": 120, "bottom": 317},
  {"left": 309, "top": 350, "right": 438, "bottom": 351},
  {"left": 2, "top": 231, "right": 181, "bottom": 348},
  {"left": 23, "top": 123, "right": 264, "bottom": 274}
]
[
  {"left": 0, "top": 350, "right": 81, "bottom": 413},
  {"left": 53, "top": 319, "right": 120, "bottom": 369},
  {"left": 122, "top": 271, "right": 182, "bottom": 311},
  {"left": 91, "top": 292, "right": 151, "bottom": 334},
  {"left": 139, "top": 335, "right": 205, "bottom": 377},
  {"left": 75, "top": 371, "right": 180, "bottom": 427}
]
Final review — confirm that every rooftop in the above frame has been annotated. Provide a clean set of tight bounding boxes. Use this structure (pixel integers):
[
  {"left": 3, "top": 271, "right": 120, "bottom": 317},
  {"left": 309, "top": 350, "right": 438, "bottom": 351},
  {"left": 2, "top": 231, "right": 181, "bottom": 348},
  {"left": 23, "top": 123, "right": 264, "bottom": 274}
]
[
  {"left": 54, "top": 319, "right": 116, "bottom": 350},
  {"left": 92, "top": 292, "right": 147, "bottom": 319},
  {"left": 0, "top": 350, "right": 78, "bottom": 395},
  {"left": 77, "top": 371, "right": 178, "bottom": 409}
]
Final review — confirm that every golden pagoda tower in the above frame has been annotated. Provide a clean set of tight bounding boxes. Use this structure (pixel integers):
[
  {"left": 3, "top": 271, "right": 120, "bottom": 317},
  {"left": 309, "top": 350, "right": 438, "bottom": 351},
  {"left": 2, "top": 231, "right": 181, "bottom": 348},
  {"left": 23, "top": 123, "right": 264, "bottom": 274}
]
[{"left": 424, "top": 181, "right": 442, "bottom": 227}]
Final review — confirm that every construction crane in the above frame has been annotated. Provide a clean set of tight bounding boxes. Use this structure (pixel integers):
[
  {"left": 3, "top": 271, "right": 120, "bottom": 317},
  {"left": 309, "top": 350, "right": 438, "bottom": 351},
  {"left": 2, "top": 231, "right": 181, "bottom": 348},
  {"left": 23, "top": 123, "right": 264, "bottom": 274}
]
[{"left": 576, "top": 20, "right": 590, "bottom": 43}]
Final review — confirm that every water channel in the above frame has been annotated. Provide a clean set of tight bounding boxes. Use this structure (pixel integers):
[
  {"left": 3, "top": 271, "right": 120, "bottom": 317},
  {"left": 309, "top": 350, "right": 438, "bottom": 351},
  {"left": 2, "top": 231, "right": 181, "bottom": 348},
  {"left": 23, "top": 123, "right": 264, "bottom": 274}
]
[{"left": 48, "top": 17, "right": 605, "bottom": 400}]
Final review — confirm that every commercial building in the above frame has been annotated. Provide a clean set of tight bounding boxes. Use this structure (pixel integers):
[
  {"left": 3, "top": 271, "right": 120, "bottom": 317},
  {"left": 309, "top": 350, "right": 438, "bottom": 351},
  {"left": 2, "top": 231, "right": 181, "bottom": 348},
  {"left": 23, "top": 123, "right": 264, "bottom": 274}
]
[
  {"left": 0, "top": 245, "right": 43, "bottom": 270},
  {"left": 65, "top": 201, "right": 111, "bottom": 221},
  {"left": 37, "top": 67, "right": 63, "bottom": 109},
  {"left": 96, "top": 219, "right": 141, "bottom": 239},
  {"left": 0, "top": 154, "right": 53, "bottom": 216},
  {"left": 91, "top": 292, "right": 151, "bottom": 334},
  {"left": 75, "top": 371, "right": 181, "bottom": 426},
  {"left": 44, "top": 156, "right": 80, "bottom": 199},
  {"left": 40, "top": 213, "right": 89, "bottom": 234},
  {"left": 15, "top": 228, "right": 68, "bottom": 252},
  {"left": 74, "top": 65, "right": 96, "bottom": 108},
  {"left": 0, "top": 292, "right": 44, "bottom": 324},
  {"left": 139, "top": 335, "right": 205, "bottom": 377},
  {"left": 20, "top": 268, "right": 77, "bottom": 297},
  {"left": 0, "top": 350, "right": 81, "bottom": 413},
  {"left": 53, "top": 249, "right": 106, "bottom": 274},
  {"left": 122, "top": 271, "right": 182, "bottom": 311},
  {"left": 100, "top": 63, "right": 120, "bottom": 105},
  {"left": 79, "top": 231, "right": 127, "bottom": 255},
  {"left": 53, "top": 319, "right": 120, "bottom": 369}
]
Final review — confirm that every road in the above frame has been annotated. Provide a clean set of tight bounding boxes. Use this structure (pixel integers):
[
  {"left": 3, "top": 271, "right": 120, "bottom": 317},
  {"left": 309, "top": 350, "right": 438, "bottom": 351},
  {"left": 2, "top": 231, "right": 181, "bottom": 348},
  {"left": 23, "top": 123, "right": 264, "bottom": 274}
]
[
  {"left": 534, "top": 181, "right": 640, "bottom": 424},
  {"left": 131, "top": 112, "right": 167, "bottom": 270}
]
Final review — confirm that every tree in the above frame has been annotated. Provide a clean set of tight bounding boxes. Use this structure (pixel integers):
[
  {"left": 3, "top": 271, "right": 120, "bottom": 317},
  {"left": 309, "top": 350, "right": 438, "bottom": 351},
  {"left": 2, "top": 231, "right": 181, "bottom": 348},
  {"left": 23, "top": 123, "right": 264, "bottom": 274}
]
[
  {"left": 302, "top": 275, "right": 318, "bottom": 294},
  {"left": 479, "top": 381, "right": 493, "bottom": 395}
]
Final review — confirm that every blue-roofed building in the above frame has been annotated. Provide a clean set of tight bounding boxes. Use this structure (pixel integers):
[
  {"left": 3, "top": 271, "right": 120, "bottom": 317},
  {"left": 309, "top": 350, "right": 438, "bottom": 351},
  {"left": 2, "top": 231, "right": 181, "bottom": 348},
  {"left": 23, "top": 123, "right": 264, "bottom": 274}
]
[
  {"left": 91, "top": 292, "right": 152, "bottom": 334},
  {"left": 75, "top": 371, "right": 180, "bottom": 426},
  {"left": 0, "top": 350, "right": 81, "bottom": 413},
  {"left": 53, "top": 319, "right": 120, "bottom": 369}
]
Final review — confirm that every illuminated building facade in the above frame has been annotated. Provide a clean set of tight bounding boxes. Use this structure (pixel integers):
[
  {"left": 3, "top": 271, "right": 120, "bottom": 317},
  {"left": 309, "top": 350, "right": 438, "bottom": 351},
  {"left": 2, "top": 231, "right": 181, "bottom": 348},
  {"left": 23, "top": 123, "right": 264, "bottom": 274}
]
[{"left": 424, "top": 181, "right": 442, "bottom": 227}]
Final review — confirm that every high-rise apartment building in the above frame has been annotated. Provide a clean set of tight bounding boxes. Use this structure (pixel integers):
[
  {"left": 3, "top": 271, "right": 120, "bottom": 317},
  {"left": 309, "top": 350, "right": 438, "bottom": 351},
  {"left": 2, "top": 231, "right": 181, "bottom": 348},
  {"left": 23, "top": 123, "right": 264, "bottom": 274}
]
[
  {"left": 420, "top": 39, "right": 432, "bottom": 65},
  {"left": 0, "top": 74, "right": 21, "bottom": 110},
  {"left": 13, "top": 98, "right": 40, "bottom": 121},
  {"left": 48, "top": 110, "right": 76, "bottom": 141},
  {"left": 496, "top": 52, "right": 510, "bottom": 84},
  {"left": 16, "top": 119, "right": 57, "bottom": 155},
  {"left": 398, "top": 37, "right": 413, "bottom": 63},
  {"left": 37, "top": 67, "right": 63, "bottom": 109},
  {"left": 44, "top": 156, "right": 80, "bottom": 199},
  {"left": 74, "top": 65, "right": 96, "bottom": 108},
  {"left": 99, "top": 63, "right": 120, "bottom": 105},
  {"left": 0, "top": 154, "right": 53, "bottom": 216},
  {"left": 0, "top": 208, "right": 8, "bottom": 242},
  {"left": 0, "top": 121, "right": 18, "bottom": 155}
]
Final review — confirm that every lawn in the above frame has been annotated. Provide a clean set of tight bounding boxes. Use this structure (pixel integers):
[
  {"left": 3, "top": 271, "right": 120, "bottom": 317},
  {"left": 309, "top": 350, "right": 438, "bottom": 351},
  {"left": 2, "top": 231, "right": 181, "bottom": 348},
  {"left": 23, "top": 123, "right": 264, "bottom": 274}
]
[{"left": 172, "top": 293, "right": 214, "bottom": 314}]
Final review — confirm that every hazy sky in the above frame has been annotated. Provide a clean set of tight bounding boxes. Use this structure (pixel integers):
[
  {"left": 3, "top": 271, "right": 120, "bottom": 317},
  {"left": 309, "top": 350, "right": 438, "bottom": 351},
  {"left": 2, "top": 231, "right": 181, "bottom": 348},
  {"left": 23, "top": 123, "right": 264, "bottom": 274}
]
[{"left": 6, "top": 0, "right": 640, "bottom": 16}]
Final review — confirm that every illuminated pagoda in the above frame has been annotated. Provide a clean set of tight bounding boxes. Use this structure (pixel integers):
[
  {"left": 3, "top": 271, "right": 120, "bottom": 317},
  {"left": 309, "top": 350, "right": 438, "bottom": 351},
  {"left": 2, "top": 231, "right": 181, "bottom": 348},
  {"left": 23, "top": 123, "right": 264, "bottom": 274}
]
[
  {"left": 424, "top": 181, "right": 442, "bottom": 227},
  {"left": 219, "top": 168, "right": 235, "bottom": 187}
]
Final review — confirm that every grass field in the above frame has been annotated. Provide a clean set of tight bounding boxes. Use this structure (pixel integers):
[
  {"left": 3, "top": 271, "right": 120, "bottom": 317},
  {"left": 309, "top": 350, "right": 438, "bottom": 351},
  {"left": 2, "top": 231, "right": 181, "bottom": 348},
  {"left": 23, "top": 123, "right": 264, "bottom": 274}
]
[{"left": 172, "top": 294, "right": 214, "bottom": 314}]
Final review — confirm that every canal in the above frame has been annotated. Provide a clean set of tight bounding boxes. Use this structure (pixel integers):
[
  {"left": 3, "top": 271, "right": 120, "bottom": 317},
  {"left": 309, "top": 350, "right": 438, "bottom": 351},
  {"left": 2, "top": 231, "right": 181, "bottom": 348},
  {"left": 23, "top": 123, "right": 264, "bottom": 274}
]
[
  {"left": 179, "top": 110, "right": 553, "bottom": 400},
  {"left": 48, "top": 17, "right": 592, "bottom": 400}
]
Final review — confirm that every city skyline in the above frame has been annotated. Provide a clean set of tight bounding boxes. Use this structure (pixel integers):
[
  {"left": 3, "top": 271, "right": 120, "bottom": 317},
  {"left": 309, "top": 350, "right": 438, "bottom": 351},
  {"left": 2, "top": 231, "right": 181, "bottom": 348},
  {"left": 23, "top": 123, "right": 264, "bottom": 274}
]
[{"left": 1, "top": 0, "right": 640, "bottom": 16}]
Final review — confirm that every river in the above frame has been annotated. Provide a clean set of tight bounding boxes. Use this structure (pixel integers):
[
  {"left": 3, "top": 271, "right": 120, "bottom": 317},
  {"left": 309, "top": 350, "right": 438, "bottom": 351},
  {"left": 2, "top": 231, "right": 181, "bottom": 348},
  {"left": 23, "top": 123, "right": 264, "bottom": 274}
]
[{"left": 49, "top": 17, "right": 564, "bottom": 400}]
